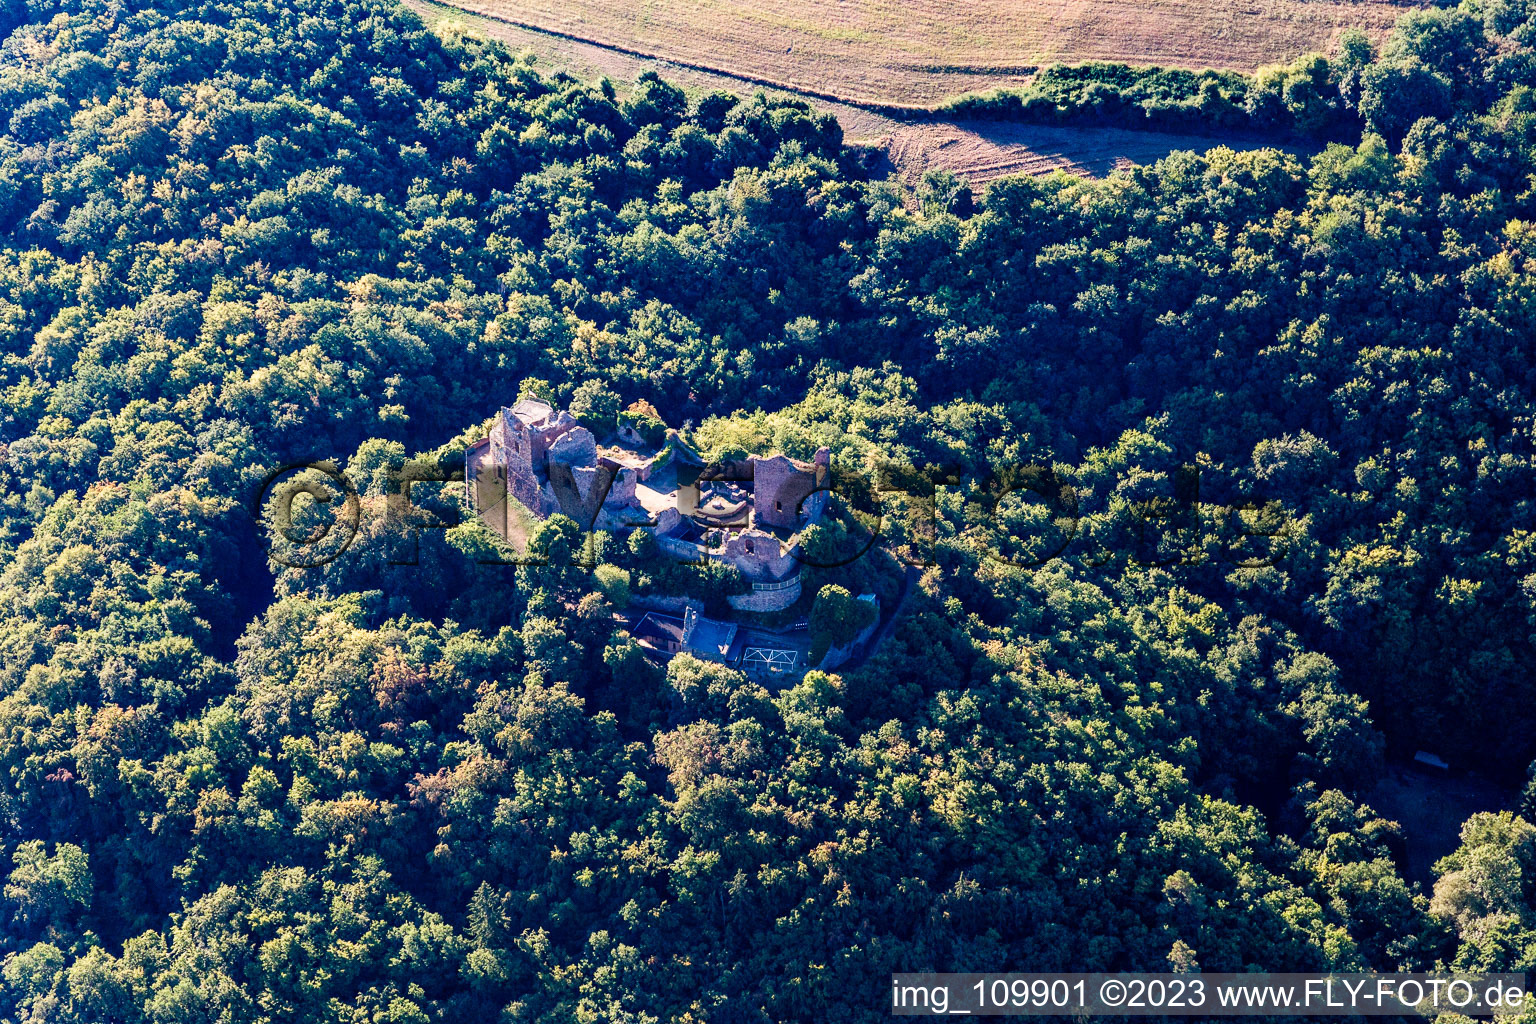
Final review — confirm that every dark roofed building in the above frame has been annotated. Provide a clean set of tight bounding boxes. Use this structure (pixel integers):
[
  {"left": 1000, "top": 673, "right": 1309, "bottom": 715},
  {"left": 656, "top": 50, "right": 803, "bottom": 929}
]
[
  {"left": 631, "top": 613, "right": 686, "bottom": 661},
  {"left": 682, "top": 606, "right": 740, "bottom": 662}
]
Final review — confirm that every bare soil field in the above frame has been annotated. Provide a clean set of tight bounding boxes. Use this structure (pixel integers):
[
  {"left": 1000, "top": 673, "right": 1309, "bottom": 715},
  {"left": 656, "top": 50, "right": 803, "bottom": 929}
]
[
  {"left": 409, "top": 0, "right": 1314, "bottom": 183},
  {"left": 425, "top": 0, "right": 1414, "bottom": 106},
  {"left": 876, "top": 119, "right": 1308, "bottom": 182}
]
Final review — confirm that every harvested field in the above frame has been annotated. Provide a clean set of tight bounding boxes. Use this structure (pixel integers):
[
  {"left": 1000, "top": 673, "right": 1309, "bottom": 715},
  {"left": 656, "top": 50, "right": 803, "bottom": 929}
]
[
  {"left": 877, "top": 119, "right": 1307, "bottom": 182},
  {"left": 409, "top": 0, "right": 1315, "bottom": 183},
  {"left": 426, "top": 0, "right": 1415, "bottom": 106}
]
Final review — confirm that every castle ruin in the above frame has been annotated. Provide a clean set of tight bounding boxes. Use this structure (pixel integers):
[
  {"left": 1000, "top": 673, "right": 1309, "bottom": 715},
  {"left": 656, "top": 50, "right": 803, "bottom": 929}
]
[{"left": 466, "top": 398, "right": 832, "bottom": 612}]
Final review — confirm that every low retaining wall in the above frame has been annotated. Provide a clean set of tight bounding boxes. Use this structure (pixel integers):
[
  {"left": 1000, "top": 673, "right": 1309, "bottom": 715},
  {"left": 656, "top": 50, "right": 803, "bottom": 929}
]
[
  {"left": 629, "top": 594, "right": 703, "bottom": 616},
  {"left": 727, "top": 575, "right": 803, "bottom": 613}
]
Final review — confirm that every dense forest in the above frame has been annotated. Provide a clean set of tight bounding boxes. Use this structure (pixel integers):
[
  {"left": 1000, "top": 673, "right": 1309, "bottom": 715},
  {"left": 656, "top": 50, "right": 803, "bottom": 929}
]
[{"left": 2, "top": 0, "right": 1536, "bottom": 1019}]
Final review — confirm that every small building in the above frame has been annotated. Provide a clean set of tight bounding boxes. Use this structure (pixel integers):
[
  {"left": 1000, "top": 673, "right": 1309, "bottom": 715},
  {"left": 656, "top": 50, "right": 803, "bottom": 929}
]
[
  {"left": 631, "top": 612, "right": 686, "bottom": 662},
  {"left": 682, "top": 606, "right": 739, "bottom": 662}
]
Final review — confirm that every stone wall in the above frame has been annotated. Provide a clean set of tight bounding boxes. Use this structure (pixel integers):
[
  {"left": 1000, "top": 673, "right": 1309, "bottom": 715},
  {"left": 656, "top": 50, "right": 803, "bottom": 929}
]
[
  {"left": 653, "top": 507, "right": 683, "bottom": 534},
  {"left": 527, "top": 408, "right": 579, "bottom": 464},
  {"left": 657, "top": 534, "right": 708, "bottom": 566},
  {"left": 716, "top": 529, "right": 799, "bottom": 583},
  {"left": 603, "top": 464, "right": 638, "bottom": 509},
  {"left": 547, "top": 462, "right": 614, "bottom": 528},
  {"left": 630, "top": 594, "right": 703, "bottom": 616},
  {"left": 490, "top": 410, "right": 546, "bottom": 518},
  {"left": 547, "top": 425, "right": 597, "bottom": 468},
  {"left": 726, "top": 576, "right": 803, "bottom": 613},
  {"left": 751, "top": 447, "right": 832, "bottom": 530}
]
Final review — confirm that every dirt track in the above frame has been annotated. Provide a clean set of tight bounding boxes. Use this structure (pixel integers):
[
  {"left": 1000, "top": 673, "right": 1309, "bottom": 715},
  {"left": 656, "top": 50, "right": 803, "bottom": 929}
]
[{"left": 407, "top": 0, "right": 1312, "bottom": 183}]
